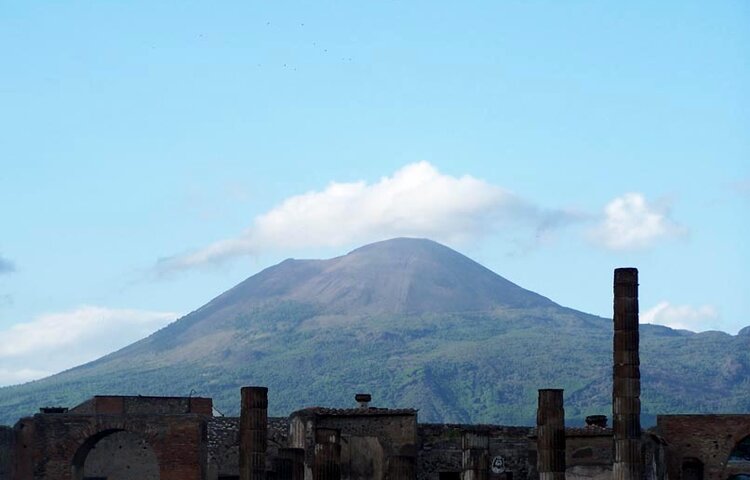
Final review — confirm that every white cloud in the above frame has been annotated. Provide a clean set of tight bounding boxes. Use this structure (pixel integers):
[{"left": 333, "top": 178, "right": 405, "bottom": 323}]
[
  {"left": 641, "top": 301, "right": 721, "bottom": 332},
  {"left": 158, "top": 162, "right": 579, "bottom": 272},
  {"left": 589, "top": 193, "right": 687, "bottom": 250},
  {"left": 0, "top": 306, "right": 177, "bottom": 386}
]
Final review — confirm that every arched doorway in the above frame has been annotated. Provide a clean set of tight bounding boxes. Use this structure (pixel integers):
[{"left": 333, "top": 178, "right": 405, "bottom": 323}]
[
  {"left": 729, "top": 436, "right": 750, "bottom": 463},
  {"left": 725, "top": 435, "right": 750, "bottom": 480},
  {"left": 71, "top": 429, "right": 160, "bottom": 480},
  {"left": 682, "top": 457, "right": 704, "bottom": 480}
]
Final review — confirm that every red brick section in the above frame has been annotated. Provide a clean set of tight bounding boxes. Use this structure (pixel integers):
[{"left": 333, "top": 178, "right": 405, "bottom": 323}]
[
  {"left": 85, "top": 395, "right": 213, "bottom": 415},
  {"left": 12, "top": 413, "right": 207, "bottom": 480},
  {"left": 657, "top": 415, "right": 750, "bottom": 480},
  {"left": 93, "top": 396, "right": 125, "bottom": 414},
  {"left": 189, "top": 397, "right": 214, "bottom": 415}
]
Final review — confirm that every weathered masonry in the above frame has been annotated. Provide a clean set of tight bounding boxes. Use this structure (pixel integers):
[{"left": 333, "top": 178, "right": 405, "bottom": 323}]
[
  {"left": 1, "top": 268, "right": 749, "bottom": 480},
  {"left": 6, "top": 394, "right": 748, "bottom": 480},
  {"left": 11, "top": 395, "right": 211, "bottom": 480}
]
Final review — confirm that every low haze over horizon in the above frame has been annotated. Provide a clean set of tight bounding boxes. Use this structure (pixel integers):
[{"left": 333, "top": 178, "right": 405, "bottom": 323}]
[{"left": 1, "top": 1, "right": 748, "bottom": 386}]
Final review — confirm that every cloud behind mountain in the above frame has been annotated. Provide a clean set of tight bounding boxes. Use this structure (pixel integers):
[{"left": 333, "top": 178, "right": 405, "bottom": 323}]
[{"left": 156, "top": 162, "right": 582, "bottom": 273}]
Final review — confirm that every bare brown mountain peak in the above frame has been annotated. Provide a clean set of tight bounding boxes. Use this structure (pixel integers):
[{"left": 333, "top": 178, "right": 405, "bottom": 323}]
[{"left": 207, "top": 237, "right": 554, "bottom": 317}]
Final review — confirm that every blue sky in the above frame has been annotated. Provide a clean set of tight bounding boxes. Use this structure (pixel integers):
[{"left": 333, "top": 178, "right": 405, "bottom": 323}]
[{"left": 0, "top": 1, "right": 748, "bottom": 386}]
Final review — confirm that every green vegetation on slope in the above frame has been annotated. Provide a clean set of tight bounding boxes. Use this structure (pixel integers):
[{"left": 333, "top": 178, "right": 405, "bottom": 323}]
[
  {"left": 1, "top": 239, "right": 747, "bottom": 426},
  {"left": 0, "top": 300, "right": 747, "bottom": 426}
]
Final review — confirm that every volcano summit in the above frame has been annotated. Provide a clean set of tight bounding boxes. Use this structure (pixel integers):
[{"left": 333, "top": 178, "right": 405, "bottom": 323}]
[{"left": 0, "top": 238, "right": 747, "bottom": 425}]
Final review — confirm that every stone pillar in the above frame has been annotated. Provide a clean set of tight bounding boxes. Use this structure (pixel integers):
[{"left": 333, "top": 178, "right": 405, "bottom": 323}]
[
  {"left": 537, "top": 389, "right": 565, "bottom": 480},
  {"left": 389, "top": 455, "right": 416, "bottom": 480},
  {"left": 277, "top": 448, "right": 305, "bottom": 480},
  {"left": 313, "top": 428, "right": 341, "bottom": 480},
  {"left": 462, "top": 432, "right": 489, "bottom": 480},
  {"left": 613, "top": 268, "right": 642, "bottom": 480},
  {"left": 240, "top": 386, "right": 268, "bottom": 480}
]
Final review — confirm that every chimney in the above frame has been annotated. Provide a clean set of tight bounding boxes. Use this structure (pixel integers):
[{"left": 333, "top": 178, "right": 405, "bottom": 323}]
[
  {"left": 536, "top": 389, "right": 566, "bottom": 480},
  {"left": 355, "top": 393, "right": 371, "bottom": 408},
  {"left": 39, "top": 407, "right": 68, "bottom": 414},
  {"left": 612, "top": 268, "right": 642, "bottom": 480},
  {"left": 240, "top": 386, "right": 268, "bottom": 480},
  {"left": 585, "top": 415, "right": 608, "bottom": 429}
]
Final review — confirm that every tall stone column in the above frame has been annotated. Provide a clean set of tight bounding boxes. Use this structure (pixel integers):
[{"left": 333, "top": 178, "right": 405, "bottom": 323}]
[
  {"left": 613, "top": 268, "right": 642, "bottom": 480},
  {"left": 462, "top": 432, "right": 489, "bottom": 480},
  {"left": 537, "top": 389, "right": 565, "bottom": 480},
  {"left": 240, "top": 386, "right": 268, "bottom": 480},
  {"left": 313, "top": 428, "right": 341, "bottom": 480}
]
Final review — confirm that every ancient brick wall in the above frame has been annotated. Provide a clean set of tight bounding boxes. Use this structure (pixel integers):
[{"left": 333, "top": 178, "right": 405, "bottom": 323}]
[
  {"left": 208, "top": 417, "right": 240, "bottom": 478},
  {"left": 417, "top": 424, "right": 533, "bottom": 480},
  {"left": 563, "top": 430, "right": 613, "bottom": 480},
  {"left": 314, "top": 415, "right": 417, "bottom": 457},
  {"left": 80, "top": 430, "right": 159, "bottom": 479},
  {"left": 68, "top": 395, "right": 212, "bottom": 415},
  {"left": 288, "top": 411, "right": 417, "bottom": 480},
  {"left": 657, "top": 415, "right": 750, "bottom": 480},
  {"left": 12, "top": 412, "right": 207, "bottom": 480}
]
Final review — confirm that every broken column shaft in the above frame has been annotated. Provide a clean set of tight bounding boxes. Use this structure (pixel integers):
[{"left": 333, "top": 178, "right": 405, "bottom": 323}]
[
  {"left": 537, "top": 389, "right": 566, "bottom": 480},
  {"left": 462, "top": 432, "right": 490, "bottom": 480},
  {"left": 240, "top": 386, "right": 268, "bottom": 480},
  {"left": 613, "top": 268, "right": 642, "bottom": 480},
  {"left": 313, "top": 428, "right": 341, "bottom": 480}
]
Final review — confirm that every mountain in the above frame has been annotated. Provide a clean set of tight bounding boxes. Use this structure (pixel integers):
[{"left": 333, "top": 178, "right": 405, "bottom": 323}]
[{"left": 0, "top": 238, "right": 748, "bottom": 425}]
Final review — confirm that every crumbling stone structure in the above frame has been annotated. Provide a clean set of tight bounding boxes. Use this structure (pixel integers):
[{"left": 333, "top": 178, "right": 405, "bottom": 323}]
[
  {"left": 656, "top": 415, "right": 750, "bottom": 480},
  {"left": 313, "top": 428, "right": 342, "bottom": 480},
  {"left": 2, "top": 390, "right": 748, "bottom": 480},
  {"left": 417, "top": 424, "right": 531, "bottom": 480},
  {"left": 11, "top": 395, "right": 211, "bottom": 480},
  {"left": 289, "top": 399, "right": 418, "bottom": 480},
  {"left": 462, "top": 431, "right": 490, "bottom": 480}
]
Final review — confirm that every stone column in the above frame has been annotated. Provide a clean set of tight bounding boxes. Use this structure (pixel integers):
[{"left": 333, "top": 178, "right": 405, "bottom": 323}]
[
  {"left": 462, "top": 432, "right": 489, "bottom": 480},
  {"left": 313, "top": 428, "right": 341, "bottom": 480},
  {"left": 389, "top": 455, "right": 416, "bottom": 480},
  {"left": 537, "top": 389, "right": 565, "bottom": 480},
  {"left": 277, "top": 448, "right": 305, "bottom": 480},
  {"left": 240, "top": 386, "right": 268, "bottom": 480},
  {"left": 613, "top": 268, "right": 642, "bottom": 480}
]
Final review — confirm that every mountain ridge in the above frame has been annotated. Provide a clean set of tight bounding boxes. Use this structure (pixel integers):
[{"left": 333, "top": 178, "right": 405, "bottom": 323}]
[{"left": 0, "top": 237, "right": 748, "bottom": 426}]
